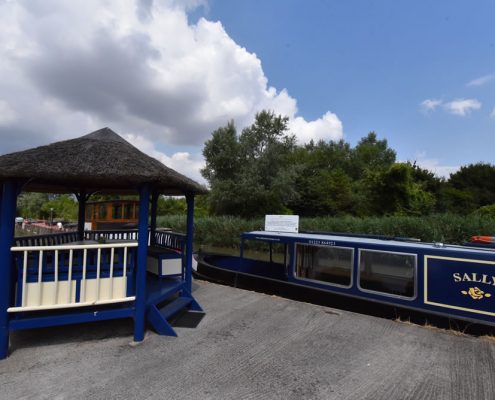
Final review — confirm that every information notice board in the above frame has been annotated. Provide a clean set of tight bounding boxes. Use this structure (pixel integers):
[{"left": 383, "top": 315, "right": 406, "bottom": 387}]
[{"left": 264, "top": 215, "right": 299, "bottom": 233}]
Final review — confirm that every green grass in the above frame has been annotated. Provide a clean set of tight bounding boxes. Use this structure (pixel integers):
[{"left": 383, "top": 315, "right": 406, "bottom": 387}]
[{"left": 156, "top": 213, "right": 495, "bottom": 249}]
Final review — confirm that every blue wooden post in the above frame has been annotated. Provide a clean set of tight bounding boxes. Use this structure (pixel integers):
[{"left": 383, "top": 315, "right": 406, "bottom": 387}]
[
  {"left": 134, "top": 183, "right": 150, "bottom": 342},
  {"left": 0, "top": 180, "right": 18, "bottom": 359},
  {"left": 150, "top": 191, "right": 158, "bottom": 245},
  {"left": 77, "top": 189, "right": 86, "bottom": 241},
  {"left": 185, "top": 194, "right": 194, "bottom": 293}
]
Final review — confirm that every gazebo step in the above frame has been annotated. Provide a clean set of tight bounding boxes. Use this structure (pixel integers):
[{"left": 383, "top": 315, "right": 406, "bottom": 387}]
[
  {"left": 147, "top": 296, "right": 193, "bottom": 337},
  {"left": 146, "top": 278, "right": 185, "bottom": 307},
  {"left": 158, "top": 297, "right": 192, "bottom": 320}
]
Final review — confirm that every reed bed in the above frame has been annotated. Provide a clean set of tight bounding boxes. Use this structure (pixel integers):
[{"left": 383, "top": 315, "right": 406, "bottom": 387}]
[{"left": 156, "top": 213, "right": 495, "bottom": 249}]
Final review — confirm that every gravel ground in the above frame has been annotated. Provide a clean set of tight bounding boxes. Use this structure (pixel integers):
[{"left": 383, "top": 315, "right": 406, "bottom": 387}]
[{"left": 1, "top": 280, "right": 495, "bottom": 400}]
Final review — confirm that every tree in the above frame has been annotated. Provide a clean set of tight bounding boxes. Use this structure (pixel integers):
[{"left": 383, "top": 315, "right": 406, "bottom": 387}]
[
  {"left": 17, "top": 192, "right": 50, "bottom": 218},
  {"left": 201, "top": 121, "right": 240, "bottom": 182},
  {"left": 445, "top": 163, "right": 495, "bottom": 213},
  {"left": 202, "top": 110, "right": 297, "bottom": 217},
  {"left": 40, "top": 194, "right": 78, "bottom": 221},
  {"left": 157, "top": 196, "right": 187, "bottom": 215},
  {"left": 365, "top": 163, "right": 436, "bottom": 216},
  {"left": 349, "top": 132, "right": 396, "bottom": 180}
]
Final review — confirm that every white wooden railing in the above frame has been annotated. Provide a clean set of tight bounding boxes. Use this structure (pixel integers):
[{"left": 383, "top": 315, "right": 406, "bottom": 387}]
[{"left": 8, "top": 242, "right": 138, "bottom": 313}]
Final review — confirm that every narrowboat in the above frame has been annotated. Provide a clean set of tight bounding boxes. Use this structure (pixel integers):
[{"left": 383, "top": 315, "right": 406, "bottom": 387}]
[
  {"left": 195, "top": 231, "right": 495, "bottom": 327},
  {"left": 85, "top": 200, "right": 139, "bottom": 230}
]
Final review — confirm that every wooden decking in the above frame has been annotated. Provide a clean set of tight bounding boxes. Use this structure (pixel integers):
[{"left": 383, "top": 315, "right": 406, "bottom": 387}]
[{"left": 1, "top": 280, "right": 495, "bottom": 399}]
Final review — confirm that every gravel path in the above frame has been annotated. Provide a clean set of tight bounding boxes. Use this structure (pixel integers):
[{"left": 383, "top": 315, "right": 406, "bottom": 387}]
[{"left": 1, "top": 280, "right": 495, "bottom": 400}]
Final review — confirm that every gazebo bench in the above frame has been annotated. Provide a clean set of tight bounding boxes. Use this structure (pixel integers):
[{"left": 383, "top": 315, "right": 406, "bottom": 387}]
[{"left": 147, "top": 246, "right": 183, "bottom": 277}]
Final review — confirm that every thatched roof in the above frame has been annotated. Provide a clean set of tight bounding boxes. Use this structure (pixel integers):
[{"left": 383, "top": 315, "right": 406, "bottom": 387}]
[{"left": 0, "top": 128, "right": 208, "bottom": 195}]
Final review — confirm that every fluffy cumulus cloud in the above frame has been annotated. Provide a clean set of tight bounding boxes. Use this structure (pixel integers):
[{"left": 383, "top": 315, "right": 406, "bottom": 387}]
[
  {"left": 290, "top": 112, "right": 343, "bottom": 144},
  {"left": 124, "top": 133, "right": 205, "bottom": 182},
  {"left": 0, "top": 0, "right": 343, "bottom": 182}
]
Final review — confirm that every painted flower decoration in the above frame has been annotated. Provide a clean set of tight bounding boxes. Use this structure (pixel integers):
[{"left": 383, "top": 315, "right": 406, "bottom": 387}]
[{"left": 461, "top": 287, "right": 492, "bottom": 300}]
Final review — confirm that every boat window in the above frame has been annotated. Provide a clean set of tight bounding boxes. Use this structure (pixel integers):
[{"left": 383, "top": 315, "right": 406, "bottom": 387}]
[
  {"left": 112, "top": 204, "right": 122, "bottom": 219},
  {"left": 99, "top": 204, "right": 107, "bottom": 219},
  {"left": 243, "top": 240, "right": 287, "bottom": 264},
  {"left": 358, "top": 250, "right": 416, "bottom": 298},
  {"left": 85, "top": 205, "right": 93, "bottom": 220},
  {"left": 123, "top": 203, "right": 133, "bottom": 219},
  {"left": 295, "top": 244, "right": 353, "bottom": 287}
]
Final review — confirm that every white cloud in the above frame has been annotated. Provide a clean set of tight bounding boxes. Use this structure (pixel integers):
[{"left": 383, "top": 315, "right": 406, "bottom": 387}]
[
  {"left": 124, "top": 133, "right": 206, "bottom": 184},
  {"left": 466, "top": 74, "right": 495, "bottom": 87},
  {"left": 290, "top": 111, "right": 343, "bottom": 144},
  {"left": 0, "top": 100, "right": 17, "bottom": 126},
  {"left": 420, "top": 99, "right": 442, "bottom": 113},
  {"left": 0, "top": 0, "right": 343, "bottom": 179},
  {"left": 414, "top": 152, "right": 459, "bottom": 179},
  {"left": 443, "top": 98, "right": 481, "bottom": 116}
]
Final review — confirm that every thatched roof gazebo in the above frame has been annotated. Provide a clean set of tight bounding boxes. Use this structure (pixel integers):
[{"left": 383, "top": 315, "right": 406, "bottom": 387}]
[
  {"left": 0, "top": 127, "right": 207, "bottom": 195},
  {"left": 0, "top": 128, "right": 207, "bottom": 359}
]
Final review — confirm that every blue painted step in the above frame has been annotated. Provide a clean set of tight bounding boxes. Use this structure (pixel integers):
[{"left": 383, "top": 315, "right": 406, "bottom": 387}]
[
  {"left": 147, "top": 296, "right": 193, "bottom": 337},
  {"left": 158, "top": 296, "right": 193, "bottom": 320}
]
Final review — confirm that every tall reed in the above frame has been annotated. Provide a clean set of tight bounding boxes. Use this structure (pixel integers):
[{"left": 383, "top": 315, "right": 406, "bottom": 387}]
[{"left": 156, "top": 213, "right": 495, "bottom": 249}]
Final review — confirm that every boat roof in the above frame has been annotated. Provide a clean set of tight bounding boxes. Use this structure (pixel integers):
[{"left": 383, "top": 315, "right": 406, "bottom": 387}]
[{"left": 244, "top": 231, "right": 495, "bottom": 255}]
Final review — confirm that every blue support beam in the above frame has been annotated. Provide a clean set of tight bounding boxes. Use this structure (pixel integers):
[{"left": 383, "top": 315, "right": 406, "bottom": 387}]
[
  {"left": 150, "top": 191, "right": 158, "bottom": 245},
  {"left": 77, "top": 189, "right": 87, "bottom": 241},
  {"left": 0, "top": 180, "right": 18, "bottom": 359},
  {"left": 185, "top": 194, "right": 194, "bottom": 293},
  {"left": 134, "top": 183, "right": 150, "bottom": 342},
  {"left": 10, "top": 307, "right": 134, "bottom": 331}
]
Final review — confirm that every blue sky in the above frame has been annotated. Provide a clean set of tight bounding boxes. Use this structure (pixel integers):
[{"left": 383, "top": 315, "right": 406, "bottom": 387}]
[
  {"left": 0, "top": 0, "right": 493, "bottom": 182},
  {"left": 200, "top": 0, "right": 495, "bottom": 175}
]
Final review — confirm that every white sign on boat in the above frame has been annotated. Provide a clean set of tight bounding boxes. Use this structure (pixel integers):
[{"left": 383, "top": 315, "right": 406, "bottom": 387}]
[{"left": 264, "top": 215, "right": 299, "bottom": 233}]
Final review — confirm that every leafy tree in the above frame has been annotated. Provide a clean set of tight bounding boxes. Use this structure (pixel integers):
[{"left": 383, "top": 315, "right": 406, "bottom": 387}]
[
  {"left": 445, "top": 163, "right": 495, "bottom": 213},
  {"left": 202, "top": 110, "right": 297, "bottom": 217},
  {"left": 289, "top": 139, "right": 355, "bottom": 216},
  {"left": 17, "top": 192, "right": 50, "bottom": 219},
  {"left": 349, "top": 132, "right": 396, "bottom": 180},
  {"left": 410, "top": 162, "right": 446, "bottom": 212},
  {"left": 201, "top": 121, "right": 240, "bottom": 182},
  {"left": 157, "top": 196, "right": 187, "bottom": 215},
  {"left": 365, "top": 163, "right": 435, "bottom": 216},
  {"left": 41, "top": 194, "right": 78, "bottom": 221},
  {"left": 472, "top": 203, "right": 495, "bottom": 218}
]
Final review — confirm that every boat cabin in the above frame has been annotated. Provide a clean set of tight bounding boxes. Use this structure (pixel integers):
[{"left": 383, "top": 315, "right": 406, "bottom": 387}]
[{"left": 85, "top": 200, "right": 139, "bottom": 230}]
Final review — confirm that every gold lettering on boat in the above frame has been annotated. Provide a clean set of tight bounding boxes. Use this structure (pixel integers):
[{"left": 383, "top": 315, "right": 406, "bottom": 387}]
[{"left": 452, "top": 273, "right": 495, "bottom": 286}]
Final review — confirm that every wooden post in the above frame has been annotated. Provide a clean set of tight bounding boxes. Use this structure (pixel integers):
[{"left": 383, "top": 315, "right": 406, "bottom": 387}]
[
  {"left": 134, "top": 183, "right": 150, "bottom": 342},
  {"left": 0, "top": 180, "right": 18, "bottom": 359},
  {"left": 185, "top": 193, "right": 194, "bottom": 293}
]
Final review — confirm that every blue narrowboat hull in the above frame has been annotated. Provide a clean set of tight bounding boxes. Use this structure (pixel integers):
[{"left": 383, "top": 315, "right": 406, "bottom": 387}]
[{"left": 195, "top": 231, "right": 495, "bottom": 328}]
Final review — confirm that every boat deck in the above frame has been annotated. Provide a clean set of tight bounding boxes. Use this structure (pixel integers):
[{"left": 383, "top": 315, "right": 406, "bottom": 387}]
[{"left": 2, "top": 280, "right": 495, "bottom": 400}]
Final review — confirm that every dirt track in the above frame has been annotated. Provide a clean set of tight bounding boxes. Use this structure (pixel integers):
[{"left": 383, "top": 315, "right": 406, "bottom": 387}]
[{"left": 1, "top": 280, "right": 495, "bottom": 399}]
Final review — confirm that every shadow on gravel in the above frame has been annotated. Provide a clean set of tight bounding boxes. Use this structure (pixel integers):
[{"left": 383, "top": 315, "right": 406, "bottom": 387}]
[
  {"left": 170, "top": 310, "right": 206, "bottom": 329},
  {"left": 10, "top": 310, "right": 205, "bottom": 353},
  {"left": 10, "top": 318, "right": 134, "bottom": 350}
]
